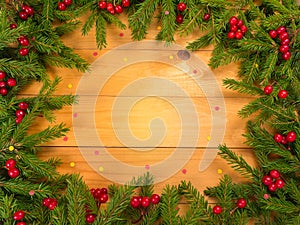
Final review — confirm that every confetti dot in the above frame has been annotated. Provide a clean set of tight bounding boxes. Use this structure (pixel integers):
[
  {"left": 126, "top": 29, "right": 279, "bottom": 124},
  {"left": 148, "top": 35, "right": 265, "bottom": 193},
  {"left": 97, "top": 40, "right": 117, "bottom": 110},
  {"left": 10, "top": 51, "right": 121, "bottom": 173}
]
[
  {"left": 169, "top": 55, "right": 174, "bottom": 60},
  {"left": 29, "top": 190, "right": 35, "bottom": 196},
  {"left": 73, "top": 113, "right": 78, "bottom": 118},
  {"left": 255, "top": 63, "right": 259, "bottom": 68},
  {"left": 193, "top": 69, "right": 198, "bottom": 74},
  {"left": 70, "top": 162, "right": 76, "bottom": 167},
  {"left": 145, "top": 165, "right": 150, "bottom": 170},
  {"left": 93, "top": 52, "right": 98, "bottom": 56},
  {"left": 8, "top": 146, "right": 14, "bottom": 151},
  {"left": 182, "top": 168, "right": 187, "bottom": 174},
  {"left": 214, "top": 106, "right": 220, "bottom": 111},
  {"left": 263, "top": 194, "right": 269, "bottom": 199},
  {"left": 123, "top": 57, "right": 128, "bottom": 62},
  {"left": 98, "top": 166, "right": 104, "bottom": 172},
  {"left": 207, "top": 136, "right": 211, "bottom": 141},
  {"left": 177, "top": 50, "right": 191, "bottom": 60},
  {"left": 94, "top": 150, "right": 99, "bottom": 155},
  {"left": 63, "top": 136, "right": 68, "bottom": 142},
  {"left": 165, "top": 11, "right": 169, "bottom": 15},
  {"left": 217, "top": 169, "right": 223, "bottom": 174},
  {"left": 119, "top": 33, "right": 124, "bottom": 37},
  {"left": 156, "top": 26, "right": 162, "bottom": 30},
  {"left": 67, "top": 83, "right": 73, "bottom": 89}
]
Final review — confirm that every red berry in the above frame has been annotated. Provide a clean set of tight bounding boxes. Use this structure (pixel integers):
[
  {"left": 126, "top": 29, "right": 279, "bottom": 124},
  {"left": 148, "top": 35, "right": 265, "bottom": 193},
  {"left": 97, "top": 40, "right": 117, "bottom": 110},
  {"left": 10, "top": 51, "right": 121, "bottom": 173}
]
[
  {"left": 286, "top": 131, "right": 296, "bottom": 142},
  {"left": 227, "top": 31, "right": 235, "bottom": 39},
  {"left": 106, "top": 3, "right": 114, "bottom": 11},
  {"left": 281, "top": 38, "right": 290, "bottom": 45},
  {"left": 279, "top": 45, "right": 289, "bottom": 53},
  {"left": 43, "top": 197, "right": 52, "bottom": 207},
  {"left": 58, "top": 2, "right": 67, "bottom": 11},
  {"left": 8, "top": 168, "right": 20, "bottom": 178},
  {"left": 237, "top": 19, "right": 243, "bottom": 27},
  {"left": 0, "top": 87, "right": 8, "bottom": 96},
  {"left": 281, "top": 136, "right": 288, "bottom": 145},
  {"left": 240, "top": 25, "right": 247, "bottom": 34},
  {"left": 0, "top": 71, "right": 6, "bottom": 80},
  {"left": 7, "top": 78, "right": 17, "bottom": 87},
  {"left": 93, "top": 188, "right": 102, "bottom": 198},
  {"left": 212, "top": 205, "right": 222, "bottom": 214},
  {"left": 203, "top": 13, "right": 210, "bottom": 21},
  {"left": 269, "top": 30, "right": 277, "bottom": 38},
  {"left": 16, "top": 222, "right": 26, "bottom": 225},
  {"left": 177, "top": 2, "right": 187, "bottom": 11},
  {"left": 16, "top": 109, "right": 26, "bottom": 118},
  {"left": 279, "top": 32, "right": 288, "bottom": 40},
  {"left": 13, "top": 210, "right": 25, "bottom": 220},
  {"left": 18, "top": 37, "right": 29, "bottom": 46},
  {"left": 86, "top": 214, "right": 96, "bottom": 223},
  {"left": 98, "top": 1, "right": 107, "bottom": 9},
  {"left": 0, "top": 81, "right": 6, "bottom": 87},
  {"left": 276, "top": 26, "right": 286, "bottom": 34},
  {"left": 141, "top": 196, "right": 150, "bottom": 208},
  {"left": 10, "top": 23, "right": 17, "bottom": 29},
  {"left": 63, "top": 0, "right": 73, "bottom": 6},
  {"left": 115, "top": 5, "right": 123, "bottom": 14},
  {"left": 270, "top": 169, "right": 280, "bottom": 179},
  {"left": 98, "top": 193, "right": 108, "bottom": 203},
  {"left": 236, "top": 198, "right": 247, "bottom": 208},
  {"left": 275, "top": 179, "right": 285, "bottom": 188},
  {"left": 25, "top": 6, "right": 34, "bottom": 16},
  {"left": 278, "top": 90, "right": 288, "bottom": 98},
  {"left": 19, "top": 48, "right": 29, "bottom": 56},
  {"left": 109, "top": 9, "right": 115, "bottom": 14},
  {"left": 150, "top": 194, "right": 160, "bottom": 204},
  {"left": 19, "top": 11, "right": 28, "bottom": 20},
  {"left": 130, "top": 196, "right": 140, "bottom": 208},
  {"left": 282, "top": 51, "right": 291, "bottom": 60},
  {"left": 229, "top": 16, "right": 238, "bottom": 26},
  {"left": 262, "top": 175, "right": 273, "bottom": 186},
  {"left": 274, "top": 133, "right": 283, "bottom": 143},
  {"left": 5, "top": 158, "right": 16, "bottom": 169},
  {"left": 230, "top": 25, "right": 238, "bottom": 32},
  {"left": 18, "top": 102, "right": 29, "bottom": 110},
  {"left": 264, "top": 85, "right": 273, "bottom": 95},
  {"left": 16, "top": 117, "right": 23, "bottom": 124},
  {"left": 176, "top": 14, "right": 184, "bottom": 24},
  {"left": 122, "top": 0, "right": 130, "bottom": 7},
  {"left": 48, "top": 199, "right": 58, "bottom": 210},
  {"left": 100, "top": 188, "right": 108, "bottom": 194},
  {"left": 235, "top": 31, "right": 243, "bottom": 39},
  {"left": 268, "top": 183, "right": 277, "bottom": 192}
]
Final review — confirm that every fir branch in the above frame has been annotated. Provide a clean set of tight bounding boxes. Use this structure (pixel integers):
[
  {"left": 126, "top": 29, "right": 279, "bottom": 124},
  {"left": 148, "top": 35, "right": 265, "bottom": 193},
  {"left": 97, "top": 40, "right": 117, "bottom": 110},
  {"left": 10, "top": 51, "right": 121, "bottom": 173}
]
[
  {"left": 95, "top": 14, "right": 108, "bottom": 49},
  {"left": 82, "top": 13, "right": 98, "bottom": 36},
  {"left": 160, "top": 185, "right": 180, "bottom": 225},
  {"left": 223, "top": 78, "right": 263, "bottom": 96}
]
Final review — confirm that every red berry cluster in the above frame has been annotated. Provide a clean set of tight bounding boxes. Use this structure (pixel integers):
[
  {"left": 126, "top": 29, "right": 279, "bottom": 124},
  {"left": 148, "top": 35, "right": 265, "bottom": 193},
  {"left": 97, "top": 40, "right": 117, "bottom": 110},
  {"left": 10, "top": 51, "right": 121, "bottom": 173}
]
[
  {"left": 227, "top": 16, "right": 247, "bottom": 40},
  {"left": 19, "top": 4, "right": 34, "bottom": 20},
  {"left": 98, "top": 0, "right": 130, "bottom": 15},
  {"left": 176, "top": 2, "right": 187, "bottom": 24},
  {"left": 212, "top": 198, "right": 247, "bottom": 215},
  {"left": 43, "top": 197, "right": 58, "bottom": 210},
  {"left": 6, "top": 158, "right": 20, "bottom": 178},
  {"left": 130, "top": 194, "right": 160, "bottom": 208},
  {"left": 0, "top": 71, "right": 17, "bottom": 96},
  {"left": 269, "top": 26, "right": 291, "bottom": 60},
  {"left": 274, "top": 131, "right": 297, "bottom": 146},
  {"left": 262, "top": 170, "right": 285, "bottom": 192},
  {"left": 15, "top": 102, "right": 29, "bottom": 124},
  {"left": 13, "top": 210, "right": 26, "bottom": 223},
  {"left": 58, "top": 0, "right": 73, "bottom": 11},
  {"left": 263, "top": 85, "right": 288, "bottom": 99},
  {"left": 17, "top": 36, "right": 30, "bottom": 56},
  {"left": 90, "top": 187, "right": 109, "bottom": 204}
]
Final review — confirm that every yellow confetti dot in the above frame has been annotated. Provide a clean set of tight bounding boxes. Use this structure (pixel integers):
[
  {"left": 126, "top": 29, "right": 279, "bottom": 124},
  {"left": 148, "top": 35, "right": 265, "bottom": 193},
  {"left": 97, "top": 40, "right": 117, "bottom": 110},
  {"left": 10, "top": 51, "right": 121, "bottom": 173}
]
[
  {"left": 169, "top": 55, "right": 174, "bottom": 60},
  {"left": 123, "top": 57, "right": 128, "bottom": 62},
  {"left": 67, "top": 83, "right": 73, "bottom": 89},
  {"left": 157, "top": 26, "right": 162, "bottom": 30},
  {"left": 8, "top": 146, "right": 14, "bottom": 151},
  {"left": 206, "top": 136, "right": 211, "bottom": 141},
  {"left": 217, "top": 169, "right": 223, "bottom": 174},
  {"left": 255, "top": 64, "right": 259, "bottom": 68},
  {"left": 98, "top": 166, "right": 104, "bottom": 172},
  {"left": 70, "top": 162, "right": 75, "bottom": 167}
]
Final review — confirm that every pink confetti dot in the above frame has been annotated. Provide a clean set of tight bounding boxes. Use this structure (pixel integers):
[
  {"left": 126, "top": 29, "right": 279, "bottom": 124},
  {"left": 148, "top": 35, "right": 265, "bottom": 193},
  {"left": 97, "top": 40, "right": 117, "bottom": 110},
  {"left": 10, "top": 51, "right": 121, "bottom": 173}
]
[
  {"left": 165, "top": 11, "right": 169, "bottom": 15},
  {"left": 145, "top": 165, "right": 150, "bottom": 170},
  {"left": 73, "top": 113, "right": 78, "bottom": 118},
  {"left": 29, "top": 190, "right": 35, "bottom": 196},
  {"left": 63, "top": 136, "right": 68, "bottom": 142},
  {"left": 119, "top": 33, "right": 124, "bottom": 37},
  {"left": 93, "top": 52, "right": 98, "bottom": 56},
  {"left": 214, "top": 106, "right": 220, "bottom": 111},
  {"left": 94, "top": 150, "right": 99, "bottom": 155},
  {"left": 263, "top": 194, "right": 269, "bottom": 199},
  {"left": 193, "top": 69, "right": 198, "bottom": 74},
  {"left": 182, "top": 168, "right": 187, "bottom": 174}
]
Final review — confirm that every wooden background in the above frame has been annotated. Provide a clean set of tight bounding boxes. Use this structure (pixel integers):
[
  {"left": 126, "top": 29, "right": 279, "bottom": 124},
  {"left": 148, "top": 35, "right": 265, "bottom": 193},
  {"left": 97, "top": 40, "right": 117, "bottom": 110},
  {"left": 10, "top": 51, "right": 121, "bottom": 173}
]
[{"left": 26, "top": 16, "right": 257, "bottom": 193}]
